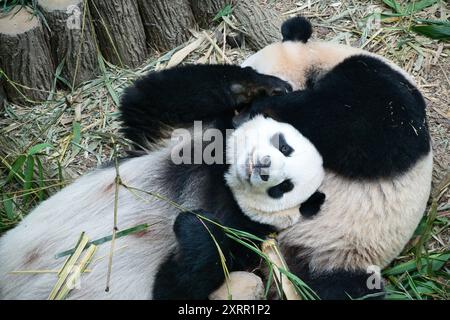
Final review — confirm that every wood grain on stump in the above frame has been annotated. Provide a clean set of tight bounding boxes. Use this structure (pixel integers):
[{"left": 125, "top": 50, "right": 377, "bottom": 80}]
[
  {"left": 233, "top": 0, "right": 282, "bottom": 50},
  {"left": 137, "top": 0, "right": 196, "bottom": 52},
  {"left": 38, "top": 0, "right": 99, "bottom": 88},
  {"left": 0, "top": 7, "right": 54, "bottom": 105},
  {"left": 0, "top": 82, "right": 5, "bottom": 110},
  {"left": 89, "top": 0, "right": 147, "bottom": 68},
  {"left": 190, "top": 0, "right": 281, "bottom": 50}
]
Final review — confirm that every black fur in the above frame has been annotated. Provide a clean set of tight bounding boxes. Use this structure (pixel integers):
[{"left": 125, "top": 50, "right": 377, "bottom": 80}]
[
  {"left": 282, "top": 245, "right": 385, "bottom": 300},
  {"left": 281, "top": 16, "right": 313, "bottom": 43},
  {"left": 120, "top": 64, "right": 291, "bottom": 149},
  {"left": 300, "top": 191, "right": 325, "bottom": 218},
  {"left": 249, "top": 55, "right": 430, "bottom": 179}
]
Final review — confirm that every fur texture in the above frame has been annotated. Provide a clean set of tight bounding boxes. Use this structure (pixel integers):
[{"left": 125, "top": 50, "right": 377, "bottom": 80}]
[{"left": 234, "top": 16, "right": 433, "bottom": 300}]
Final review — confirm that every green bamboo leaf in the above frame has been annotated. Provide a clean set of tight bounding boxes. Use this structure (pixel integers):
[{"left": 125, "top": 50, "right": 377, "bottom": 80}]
[
  {"left": 383, "top": 252, "right": 450, "bottom": 276},
  {"left": 71, "top": 121, "right": 81, "bottom": 155},
  {"left": 411, "top": 23, "right": 450, "bottom": 40},
  {"left": 35, "top": 157, "right": 45, "bottom": 201},
  {"left": 6, "top": 155, "right": 26, "bottom": 183},
  {"left": 55, "top": 223, "right": 150, "bottom": 258},
  {"left": 23, "top": 156, "right": 35, "bottom": 204},
  {"left": 383, "top": 0, "right": 403, "bottom": 13},
  {"left": 2, "top": 193, "right": 15, "bottom": 220},
  {"left": 213, "top": 4, "right": 233, "bottom": 21},
  {"left": 405, "top": 0, "right": 440, "bottom": 14},
  {"left": 27, "top": 143, "right": 53, "bottom": 156}
]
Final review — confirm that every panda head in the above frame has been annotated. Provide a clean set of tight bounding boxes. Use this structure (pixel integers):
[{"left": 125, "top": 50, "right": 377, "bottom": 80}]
[{"left": 225, "top": 115, "right": 324, "bottom": 230}]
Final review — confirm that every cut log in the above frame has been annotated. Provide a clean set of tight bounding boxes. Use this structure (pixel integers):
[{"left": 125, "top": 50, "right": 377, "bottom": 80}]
[
  {"left": 37, "top": 0, "right": 99, "bottom": 88},
  {"left": 190, "top": 0, "right": 229, "bottom": 28},
  {"left": 89, "top": 0, "right": 147, "bottom": 68},
  {"left": 137, "top": 0, "right": 196, "bottom": 52},
  {"left": 0, "top": 7, "right": 54, "bottom": 105},
  {"left": 191, "top": 0, "right": 281, "bottom": 50},
  {"left": 233, "top": 0, "right": 282, "bottom": 50},
  {"left": 0, "top": 82, "right": 5, "bottom": 111}
]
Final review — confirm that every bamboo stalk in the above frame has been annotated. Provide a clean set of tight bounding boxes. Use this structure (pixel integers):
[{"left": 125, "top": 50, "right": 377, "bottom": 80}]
[{"left": 261, "top": 238, "right": 301, "bottom": 300}]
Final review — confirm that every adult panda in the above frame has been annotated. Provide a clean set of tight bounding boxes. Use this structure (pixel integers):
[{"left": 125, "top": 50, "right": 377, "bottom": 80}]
[
  {"left": 0, "top": 65, "right": 326, "bottom": 299},
  {"left": 223, "top": 16, "right": 432, "bottom": 299}
]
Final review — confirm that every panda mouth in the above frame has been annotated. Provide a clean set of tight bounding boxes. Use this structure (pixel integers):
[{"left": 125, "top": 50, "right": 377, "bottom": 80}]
[{"left": 245, "top": 156, "right": 254, "bottom": 180}]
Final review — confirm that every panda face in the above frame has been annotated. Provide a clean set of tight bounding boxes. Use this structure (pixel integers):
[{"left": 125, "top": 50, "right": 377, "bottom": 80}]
[{"left": 225, "top": 115, "right": 324, "bottom": 229}]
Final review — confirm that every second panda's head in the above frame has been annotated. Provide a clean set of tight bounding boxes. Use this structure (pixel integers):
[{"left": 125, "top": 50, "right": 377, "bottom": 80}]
[{"left": 225, "top": 115, "right": 324, "bottom": 229}]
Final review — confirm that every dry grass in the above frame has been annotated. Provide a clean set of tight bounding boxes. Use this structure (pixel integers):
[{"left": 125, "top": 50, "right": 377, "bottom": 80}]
[{"left": 0, "top": 0, "right": 448, "bottom": 299}]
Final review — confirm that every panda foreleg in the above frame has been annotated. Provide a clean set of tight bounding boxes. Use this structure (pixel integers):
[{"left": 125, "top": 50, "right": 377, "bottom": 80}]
[
  {"left": 299, "top": 191, "right": 326, "bottom": 218},
  {"left": 153, "top": 210, "right": 233, "bottom": 300},
  {"left": 120, "top": 64, "right": 292, "bottom": 148}
]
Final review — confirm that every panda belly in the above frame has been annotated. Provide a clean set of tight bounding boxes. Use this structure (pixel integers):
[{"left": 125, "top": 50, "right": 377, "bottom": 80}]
[
  {"left": 279, "top": 151, "right": 432, "bottom": 272},
  {"left": 0, "top": 151, "right": 180, "bottom": 300}
]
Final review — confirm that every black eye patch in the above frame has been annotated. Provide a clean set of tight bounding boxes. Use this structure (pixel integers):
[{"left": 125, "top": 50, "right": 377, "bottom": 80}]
[
  {"left": 271, "top": 133, "right": 294, "bottom": 156},
  {"left": 267, "top": 179, "right": 294, "bottom": 199}
]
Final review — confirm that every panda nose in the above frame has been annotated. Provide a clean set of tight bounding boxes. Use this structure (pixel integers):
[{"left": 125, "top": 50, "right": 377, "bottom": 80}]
[{"left": 254, "top": 155, "right": 271, "bottom": 181}]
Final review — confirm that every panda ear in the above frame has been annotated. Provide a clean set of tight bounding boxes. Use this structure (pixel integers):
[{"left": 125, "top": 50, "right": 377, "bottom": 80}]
[{"left": 281, "top": 16, "right": 312, "bottom": 43}]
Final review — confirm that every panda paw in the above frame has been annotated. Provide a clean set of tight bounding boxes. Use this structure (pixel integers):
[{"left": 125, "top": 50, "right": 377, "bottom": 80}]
[
  {"left": 174, "top": 210, "right": 222, "bottom": 249},
  {"left": 230, "top": 69, "right": 292, "bottom": 107},
  {"left": 299, "top": 191, "right": 326, "bottom": 218}
]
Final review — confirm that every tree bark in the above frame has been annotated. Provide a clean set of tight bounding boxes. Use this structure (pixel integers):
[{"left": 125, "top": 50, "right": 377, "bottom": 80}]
[
  {"left": 0, "top": 82, "right": 5, "bottom": 111},
  {"left": 233, "top": 0, "right": 282, "bottom": 50},
  {"left": 37, "top": 0, "right": 99, "bottom": 88},
  {"left": 137, "top": 0, "right": 196, "bottom": 52},
  {"left": 190, "top": 0, "right": 281, "bottom": 50},
  {"left": 0, "top": 7, "right": 54, "bottom": 105},
  {"left": 89, "top": 0, "right": 147, "bottom": 68},
  {"left": 190, "top": 0, "right": 229, "bottom": 28}
]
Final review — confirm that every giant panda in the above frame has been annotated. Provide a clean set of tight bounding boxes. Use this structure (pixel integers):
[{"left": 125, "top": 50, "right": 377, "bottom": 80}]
[
  {"left": 217, "top": 16, "right": 432, "bottom": 299},
  {"left": 0, "top": 64, "right": 326, "bottom": 299}
]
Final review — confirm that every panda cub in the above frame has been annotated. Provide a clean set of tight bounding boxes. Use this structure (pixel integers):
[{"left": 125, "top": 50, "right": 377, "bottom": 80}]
[{"left": 0, "top": 65, "right": 325, "bottom": 300}]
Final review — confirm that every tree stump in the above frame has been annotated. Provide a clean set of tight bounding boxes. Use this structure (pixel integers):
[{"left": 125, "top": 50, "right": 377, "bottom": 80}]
[
  {"left": 190, "top": 0, "right": 281, "bottom": 50},
  {"left": 37, "top": 0, "right": 99, "bottom": 88},
  {"left": 137, "top": 0, "right": 196, "bottom": 52},
  {"left": 233, "top": 0, "right": 282, "bottom": 50},
  {"left": 0, "top": 7, "right": 54, "bottom": 105},
  {"left": 0, "top": 82, "right": 5, "bottom": 110},
  {"left": 89, "top": 0, "right": 147, "bottom": 68},
  {"left": 190, "top": 0, "right": 229, "bottom": 28}
]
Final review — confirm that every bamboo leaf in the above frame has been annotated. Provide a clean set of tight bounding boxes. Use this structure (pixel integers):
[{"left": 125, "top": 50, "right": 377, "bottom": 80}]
[
  {"left": 35, "top": 157, "right": 45, "bottom": 201},
  {"left": 213, "top": 4, "right": 233, "bottom": 22},
  {"left": 383, "top": 252, "right": 450, "bottom": 276},
  {"left": 6, "top": 155, "right": 26, "bottom": 183},
  {"left": 27, "top": 143, "right": 53, "bottom": 156},
  {"left": 71, "top": 121, "right": 81, "bottom": 156},
  {"left": 383, "top": 0, "right": 403, "bottom": 13},
  {"left": 405, "top": 0, "right": 440, "bottom": 14},
  {"left": 22, "top": 156, "right": 34, "bottom": 204},
  {"left": 55, "top": 223, "right": 149, "bottom": 258},
  {"left": 411, "top": 23, "right": 450, "bottom": 40},
  {"left": 2, "top": 193, "right": 15, "bottom": 220}
]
